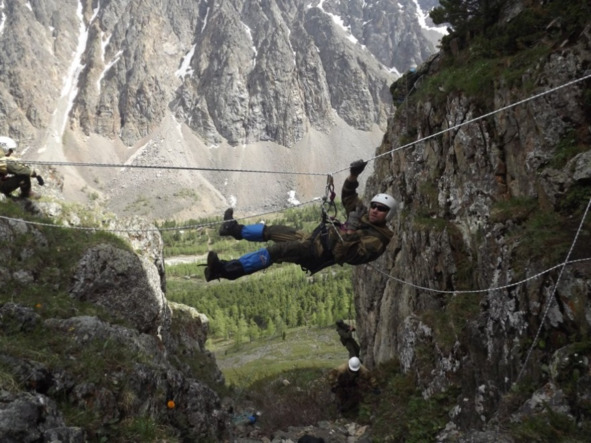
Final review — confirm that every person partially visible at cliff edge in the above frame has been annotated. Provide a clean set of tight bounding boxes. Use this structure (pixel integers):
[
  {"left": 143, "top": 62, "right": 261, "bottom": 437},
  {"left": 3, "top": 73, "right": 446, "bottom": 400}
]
[
  {"left": 327, "top": 356, "right": 378, "bottom": 417},
  {"left": 0, "top": 136, "right": 44, "bottom": 199},
  {"left": 204, "top": 159, "right": 398, "bottom": 281},
  {"left": 336, "top": 319, "right": 360, "bottom": 358}
]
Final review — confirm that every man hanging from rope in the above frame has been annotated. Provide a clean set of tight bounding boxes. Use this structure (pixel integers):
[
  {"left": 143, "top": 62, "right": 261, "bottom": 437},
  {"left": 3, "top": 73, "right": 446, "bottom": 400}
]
[{"left": 204, "top": 160, "right": 398, "bottom": 281}]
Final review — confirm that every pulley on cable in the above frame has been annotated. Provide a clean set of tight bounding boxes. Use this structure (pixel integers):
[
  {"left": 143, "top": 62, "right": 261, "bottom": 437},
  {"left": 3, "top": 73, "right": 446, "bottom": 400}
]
[{"left": 321, "top": 174, "right": 338, "bottom": 223}]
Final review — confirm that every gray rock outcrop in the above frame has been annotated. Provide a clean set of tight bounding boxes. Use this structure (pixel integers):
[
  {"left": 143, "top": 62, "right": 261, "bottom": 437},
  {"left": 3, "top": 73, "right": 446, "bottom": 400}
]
[
  {"left": 0, "top": 203, "right": 227, "bottom": 441},
  {"left": 69, "top": 243, "right": 169, "bottom": 334},
  {"left": 355, "top": 14, "right": 591, "bottom": 435},
  {"left": 0, "top": 390, "right": 85, "bottom": 443}
]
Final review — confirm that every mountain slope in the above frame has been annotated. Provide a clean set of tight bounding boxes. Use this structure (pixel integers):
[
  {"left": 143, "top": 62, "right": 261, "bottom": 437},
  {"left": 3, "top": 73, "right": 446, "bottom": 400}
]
[{"left": 0, "top": 0, "right": 442, "bottom": 220}]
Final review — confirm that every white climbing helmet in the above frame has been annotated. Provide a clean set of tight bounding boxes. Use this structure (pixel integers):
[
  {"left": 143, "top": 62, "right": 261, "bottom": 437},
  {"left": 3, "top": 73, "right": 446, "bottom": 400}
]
[
  {"left": 371, "top": 193, "right": 399, "bottom": 221},
  {"left": 348, "top": 356, "right": 361, "bottom": 372},
  {"left": 0, "top": 136, "right": 17, "bottom": 154}
]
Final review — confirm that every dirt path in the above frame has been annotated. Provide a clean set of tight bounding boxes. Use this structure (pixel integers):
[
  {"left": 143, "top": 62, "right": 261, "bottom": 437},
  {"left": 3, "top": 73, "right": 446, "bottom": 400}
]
[
  {"left": 164, "top": 254, "right": 207, "bottom": 266},
  {"left": 164, "top": 231, "right": 212, "bottom": 266}
]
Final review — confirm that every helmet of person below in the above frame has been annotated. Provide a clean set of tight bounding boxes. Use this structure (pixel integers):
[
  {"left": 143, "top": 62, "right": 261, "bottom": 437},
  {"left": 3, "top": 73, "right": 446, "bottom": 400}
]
[
  {"left": 371, "top": 193, "right": 399, "bottom": 221},
  {"left": 348, "top": 356, "right": 361, "bottom": 372},
  {"left": 0, "top": 136, "right": 17, "bottom": 154}
]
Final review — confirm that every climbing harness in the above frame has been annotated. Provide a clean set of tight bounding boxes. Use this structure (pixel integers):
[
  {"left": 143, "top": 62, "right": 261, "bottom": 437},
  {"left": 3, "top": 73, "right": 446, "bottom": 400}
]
[
  {"left": 321, "top": 174, "right": 344, "bottom": 243},
  {"left": 321, "top": 174, "right": 337, "bottom": 220},
  {"left": 299, "top": 175, "right": 347, "bottom": 275}
]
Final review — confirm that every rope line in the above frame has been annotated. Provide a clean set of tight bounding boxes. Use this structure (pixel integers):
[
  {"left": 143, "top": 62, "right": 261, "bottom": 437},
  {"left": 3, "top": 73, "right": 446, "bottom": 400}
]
[
  {"left": 0, "top": 197, "right": 324, "bottom": 233},
  {"left": 1, "top": 209, "right": 588, "bottom": 296},
  {"left": 10, "top": 72, "right": 591, "bottom": 179},
  {"left": 367, "top": 257, "right": 591, "bottom": 295},
  {"left": 8, "top": 159, "right": 327, "bottom": 177},
  {"left": 516, "top": 196, "right": 591, "bottom": 384},
  {"left": 330, "top": 71, "right": 591, "bottom": 176},
  {"left": 2, "top": 70, "right": 589, "bottom": 294}
]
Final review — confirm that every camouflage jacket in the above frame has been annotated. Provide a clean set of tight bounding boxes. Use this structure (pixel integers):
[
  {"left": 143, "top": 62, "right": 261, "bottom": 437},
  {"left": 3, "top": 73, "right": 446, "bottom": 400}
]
[
  {"left": 327, "top": 362, "right": 376, "bottom": 391},
  {"left": 327, "top": 177, "right": 394, "bottom": 265},
  {"left": 0, "top": 151, "right": 34, "bottom": 176}
]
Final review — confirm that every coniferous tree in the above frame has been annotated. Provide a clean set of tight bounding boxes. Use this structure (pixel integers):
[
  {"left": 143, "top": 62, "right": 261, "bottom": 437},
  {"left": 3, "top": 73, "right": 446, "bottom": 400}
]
[
  {"left": 227, "top": 322, "right": 237, "bottom": 342},
  {"left": 275, "top": 314, "right": 286, "bottom": 337},
  {"left": 248, "top": 320, "right": 260, "bottom": 342},
  {"left": 236, "top": 315, "right": 248, "bottom": 345},
  {"left": 316, "top": 302, "right": 326, "bottom": 327},
  {"left": 266, "top": 318, "right": 276, "bottom": 337},
  {"left": 214, "top": 308, "right": 228, "bottom": 339},
  {"left": 287, "top": 301, "right": 298, "bottom": 327},
  {"left": 430, "top": 0, "right": 509, "bottom": 48}
]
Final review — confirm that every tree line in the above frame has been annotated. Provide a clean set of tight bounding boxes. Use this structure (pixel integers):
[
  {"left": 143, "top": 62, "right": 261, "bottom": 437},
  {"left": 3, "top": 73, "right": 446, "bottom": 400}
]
[
  {"left": 168, "top": 265, "right": 355, "bottom": 342},
  {"left": 431, "top": 0, "right": 589, "bottom": 56}
]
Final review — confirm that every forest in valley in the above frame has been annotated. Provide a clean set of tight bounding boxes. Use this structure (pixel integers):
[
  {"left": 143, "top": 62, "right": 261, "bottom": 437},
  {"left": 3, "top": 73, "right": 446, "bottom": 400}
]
[{"left": 159, "top": 204, "right": 357, "bottom": 343}]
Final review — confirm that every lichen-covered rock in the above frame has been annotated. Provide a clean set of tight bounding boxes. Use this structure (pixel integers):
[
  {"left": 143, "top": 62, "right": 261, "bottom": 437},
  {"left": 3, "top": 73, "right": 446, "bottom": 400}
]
[
  {"left": 168, "top": 301, "right": 210, "bottom": 352},
  {"left": 0, "top": 390, "right": 85, "bottom": 443},
  {"left": 69, "top": 243, "right": 170, "bottom": 334},
  {"left": 0, "top": 208, "right": 228, "bottom": 440},
  {"left": 41, "top": 315, "right": 228, "bottom": 440},
  {"left": 355, "top": 19, "right": 591, "bottom": 436}
]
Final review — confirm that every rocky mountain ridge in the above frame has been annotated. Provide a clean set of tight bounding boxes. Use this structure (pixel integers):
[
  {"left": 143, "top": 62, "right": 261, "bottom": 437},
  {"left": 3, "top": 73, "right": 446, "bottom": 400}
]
[{"left": 0, "top": 0, "right": 443, "bottom": 221}]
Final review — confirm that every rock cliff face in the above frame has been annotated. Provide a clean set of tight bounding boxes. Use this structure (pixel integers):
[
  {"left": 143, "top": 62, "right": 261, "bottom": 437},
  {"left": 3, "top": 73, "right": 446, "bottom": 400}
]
[
  {"left": 355, "top": 5, "right": 591, "bottom": 435},
  {"left": 0, "top": 0, "right": 442, "bottom": 220},
  {"left": 0, "top": 198, "right": 227, "bottom": 441}
]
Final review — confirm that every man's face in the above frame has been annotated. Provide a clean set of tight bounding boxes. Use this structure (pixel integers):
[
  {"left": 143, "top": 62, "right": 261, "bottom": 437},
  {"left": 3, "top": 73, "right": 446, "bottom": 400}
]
[{"left": 368, "top": 202, "right": 389, "bottom": 225}]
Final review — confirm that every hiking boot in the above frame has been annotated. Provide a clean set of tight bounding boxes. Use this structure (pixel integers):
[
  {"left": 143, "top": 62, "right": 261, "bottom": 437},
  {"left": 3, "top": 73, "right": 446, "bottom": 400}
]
[
  {"left": 218, "top": 208, "right": 243, "bottom": 239},
  {"left": 204, "top": 251, "right": 223, "bottom": 282},
  {"left": 204, "top": 251, "right": 248, "bottom": 281}
]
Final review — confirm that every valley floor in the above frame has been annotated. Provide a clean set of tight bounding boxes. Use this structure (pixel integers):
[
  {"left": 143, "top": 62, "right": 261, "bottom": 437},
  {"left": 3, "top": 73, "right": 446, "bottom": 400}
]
[{"left": 212, "top": 326, "right": 372, "bottom": 442}]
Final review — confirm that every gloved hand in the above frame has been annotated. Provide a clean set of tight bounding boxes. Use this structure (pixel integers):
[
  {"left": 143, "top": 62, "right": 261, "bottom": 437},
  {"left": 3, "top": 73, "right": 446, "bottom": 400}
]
[
  {"left": 346, "top": 205, "right": 364, "bottom": 230},
  {"left": 36, "top": 175, "right": 44, "bottom": 186},
  {"left": 349, "top": 159, "right": 367, "bottom": 176}
]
